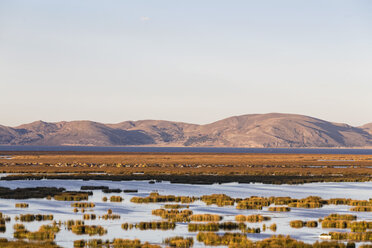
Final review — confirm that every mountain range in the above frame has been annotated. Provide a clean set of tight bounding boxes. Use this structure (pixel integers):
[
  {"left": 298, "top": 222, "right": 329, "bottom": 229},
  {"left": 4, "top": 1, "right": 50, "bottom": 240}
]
[{"left": 1, "top": 113, "right": 371, "bottom": 148}]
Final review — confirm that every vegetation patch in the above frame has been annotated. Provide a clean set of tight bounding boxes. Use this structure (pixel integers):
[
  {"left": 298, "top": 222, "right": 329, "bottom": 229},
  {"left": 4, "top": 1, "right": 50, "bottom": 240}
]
[
  {"left": 164, "top": 236, "right": 194, "bottom": 248},
  {"left": 131, "top": 193, "right": 196, "bottom": 204},
  {"left": 235, "top": 214, "right": 271, "bottom": 222}
]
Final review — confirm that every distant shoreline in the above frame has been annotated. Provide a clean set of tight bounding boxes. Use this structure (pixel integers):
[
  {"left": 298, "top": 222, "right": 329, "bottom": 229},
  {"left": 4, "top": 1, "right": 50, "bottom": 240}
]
[{"left": 0, "top": 145, "right": 372, "bottom": 155}]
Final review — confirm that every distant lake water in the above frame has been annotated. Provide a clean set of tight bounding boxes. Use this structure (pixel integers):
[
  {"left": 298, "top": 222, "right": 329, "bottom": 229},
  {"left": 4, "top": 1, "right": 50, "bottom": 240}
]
[{"left": 0, "top": 145, "right": 372, "bottom": 154}]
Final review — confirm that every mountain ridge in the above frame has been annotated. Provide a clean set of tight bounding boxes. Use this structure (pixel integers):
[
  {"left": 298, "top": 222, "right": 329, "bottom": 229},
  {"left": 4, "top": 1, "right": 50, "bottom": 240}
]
[{"left": 1, "top": 113, "right": 371, "bottom": 147}]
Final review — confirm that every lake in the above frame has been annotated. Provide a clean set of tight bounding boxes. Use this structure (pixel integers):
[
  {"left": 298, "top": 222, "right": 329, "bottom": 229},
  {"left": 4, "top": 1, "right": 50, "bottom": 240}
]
[
  {"left": 1, "top": 145, "right": 372, "bottom": 154},
  {"left": 0, "top": 179, "right": 371, "bottom": 247}
]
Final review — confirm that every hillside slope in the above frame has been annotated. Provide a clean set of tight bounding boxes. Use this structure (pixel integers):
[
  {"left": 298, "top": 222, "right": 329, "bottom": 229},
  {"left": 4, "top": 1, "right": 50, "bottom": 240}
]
[{"left": 1, "top": 114, "right": 371, "bottom": 147}]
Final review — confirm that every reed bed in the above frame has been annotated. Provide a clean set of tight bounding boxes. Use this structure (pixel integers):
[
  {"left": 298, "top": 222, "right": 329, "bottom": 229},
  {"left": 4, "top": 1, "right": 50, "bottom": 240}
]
[
  {"left": 164, "top": 204, "right": 188, "bottom": 209},
  {"left": 53, "top": 192, "right": 90, "bottom": 201},
  {"left": 188, "top": 222, "right": 246, "bottom": 232},
  {"left": 109, "top": 196, "right": 123, "bottom": 202},
  {"left": 83, "top": 214, "right": 96, "bottom": 220},
  {"left": 100, "top": 214, "right": 120, "bottom": 220},
  {"left": 131, "top": 193, "right": 196, "bottom": 204},
  {"left": 229, "top": 235, "right": 352, "bottom": 248},
  {"left": 190, "top": 214, "right": 222, "bottom": 222},
  {"left": 268, "top": 206, "right": 290, "bottom": 212},
  {"left": 0, "top": 239, "right": 61, "bottom": 248},
  {"left": 201, "top": 194, "right": 235, "bottom": 207},
  {"left": 350, "top": 206, "right": 372, "bottom": 212},
  {"left": 70, "top": 225, "right": 107, "bottom": 236},
  {"left": 196, "top": 232, "right": 249, "bottom": 246},
  {"left": 17, "top": 214, "right": 53, "bottom": 222},
  {"left": 0, "top": 216, "right": 6, "bottom": 233},
  {"left": 290, "top": 220, "right": 318, "bottom": 228},
  {"left": 121, "top": 221, "right": 176, "bottom": 230},
  {"left": 235, "top": 214, "right": 271, "bottom": 222},
  {"left": 330, "top": 231, "right": 372, "bottom": 241},
  {"left": 323, "top": 214, "right": 357, "bottom": 221},
  {"left": 15, "top": 203, "right": 28, "bottom": 208},
  {"left": 237, "top": 196, "right": 271, "bottom": 210},
  {"left": 74, "top": 238, "right": 160, "bottom": 248},
  {"left": 13, "top": 224, "right": 60, "bottom": 241},
  {"left": 269, "top": 223, "right": 277, "bottom": 231},
  {"left": 152, "top": 209, "right": 193, "bottom": 222},
  {"left": 288, "top": 196, "right": 325, "bottom": 208},
  {"left": 163, "top": 236, "right": 194, "bottom": 248},
  {"left": 71, "top": 202, "right": 95, "bottom": 208}
]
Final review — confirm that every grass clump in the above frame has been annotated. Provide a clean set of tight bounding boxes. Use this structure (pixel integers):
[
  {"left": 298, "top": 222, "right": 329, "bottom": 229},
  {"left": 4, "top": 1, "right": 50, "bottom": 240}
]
[
  {"left": 54, "top": 192, "right": 90, "bottom": 201},
  {"left": 190, "top": 214, "right": 222, "bottom": 222},
  {"left": 0, "top": 239, "right": 60, "bottom": 248},
  {"left": 330, "top": 231, "right": 372, "bottom": 241},
  {"left": 122, "top": 221, "right": 176, "bottom": 230},
  {"left": 13, "top": 224, "right": 60, "bottom": 241},
  {"left": 83, "top": 214, "right": 96, "bottom": 220},
  {"left": 135, "top": 221, "right": 176, "bottom": 230},
  {"left": 71, "top": 224, "right": 107, "bottom": 236},
  {"left": 0, "top": 215, "right": 7, "bottom": 233},
  {"left": 17, "top": 214, "right": 53, "bottom": 222},
  {"left": 350, "top": 206, "right": 372, "bottom": 212},
  {"left": 269, "top": 223, "right": 277, "bottom": 232},
  {"left": 164, "top": 204, "right": 187, "bottom": 209},
  {"left": 288, "top": 196, "right": 325, "bottom": 208},
  {"left": 100, "top": 213, "right": 120, "bottom": 220},
  {"left": 324, "top": 214, "right": 357, "bottom": 221},
  {"left": 290, "top": 220, "right": 318, "bottom": 228},
  {"left": 131, "top": 193, "right": 196, "bottom": 204},
  {"left": 349, "top": 221, "right": 372, "bottom": 232},
  {"left": 74, "top": 239, "right": 160, "bottom": 248},
  {"left": 229, "top": 235, "right": 349, "bottom": 248},
  {"left": 268, "top": 206, "right": 290, "bottom": 212},
  {"left": 188, "top": 222, "right": 246, "bottom": 232},
  {"left": 71, "top": 202, "right": 95, "bottom": 208},
  {"left": 164, "top": 236, "right": 194, "bottom": 248},
  {"left": 110, "top": 196, "right": 123, "bottom": 202},
  {"left": 15, "top": 203, "right": 28, "bottom": 208},
  {"left": 152, "top": 209, "right": 193, "bottom": 222},
  {"left": 196, "top": 232, "right": 250, "bottom": 246},
  {"left": 201, "top": 194, "right": 235, "bottom": 207},
  {"left": 236, "top": 197, "right": 270, "bottom": 210},
  {"left": 235, "top": 214, "right": 271, "bottom": 222}
]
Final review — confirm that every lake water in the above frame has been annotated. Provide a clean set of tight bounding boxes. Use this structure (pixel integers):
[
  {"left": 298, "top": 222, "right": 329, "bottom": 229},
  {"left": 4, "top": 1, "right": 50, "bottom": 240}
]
[
  {"left": 0, "top": 179, "right": 371, "bottom": 247},
  {"left": 1, "top": 145, "right": 372, "bottom": 154}
]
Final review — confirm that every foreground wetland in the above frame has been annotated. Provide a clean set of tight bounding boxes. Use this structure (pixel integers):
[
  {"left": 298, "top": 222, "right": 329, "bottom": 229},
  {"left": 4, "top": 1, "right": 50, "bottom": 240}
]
[{"left": 0, "top": 151, "right": 372, "bottom": 247}]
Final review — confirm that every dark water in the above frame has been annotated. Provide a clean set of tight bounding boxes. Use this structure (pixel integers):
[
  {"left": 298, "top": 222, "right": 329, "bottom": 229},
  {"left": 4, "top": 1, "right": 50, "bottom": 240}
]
[{"left": 0, "top": 145, "right": 372, "bottom": 154}]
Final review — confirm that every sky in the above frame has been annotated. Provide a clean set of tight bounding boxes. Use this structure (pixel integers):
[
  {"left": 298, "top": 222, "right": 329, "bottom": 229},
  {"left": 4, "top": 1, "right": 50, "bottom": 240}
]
[{"left": 0, "top": 0, "right": 371, "bottom": 127}]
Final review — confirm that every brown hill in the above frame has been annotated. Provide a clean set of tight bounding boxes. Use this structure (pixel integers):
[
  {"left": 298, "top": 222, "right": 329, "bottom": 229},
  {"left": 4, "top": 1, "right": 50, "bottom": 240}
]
[
  {"left": 1, "top": 113, "right": 371, "bottom": 147},
  {"left": 361, "top": 123, "right": 372, "bottom": 135}
]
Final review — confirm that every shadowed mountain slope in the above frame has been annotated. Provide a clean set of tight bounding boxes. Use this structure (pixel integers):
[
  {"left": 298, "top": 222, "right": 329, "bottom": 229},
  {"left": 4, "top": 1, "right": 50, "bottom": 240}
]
[{"left": 1, "top": 114, "right": 371, "bottom": 147}]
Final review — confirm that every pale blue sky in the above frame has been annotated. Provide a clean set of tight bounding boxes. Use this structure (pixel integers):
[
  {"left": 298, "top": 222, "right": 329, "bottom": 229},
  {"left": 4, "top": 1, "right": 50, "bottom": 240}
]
[{"left": 0, "top": 0, "right": 371, "bottom": 127}]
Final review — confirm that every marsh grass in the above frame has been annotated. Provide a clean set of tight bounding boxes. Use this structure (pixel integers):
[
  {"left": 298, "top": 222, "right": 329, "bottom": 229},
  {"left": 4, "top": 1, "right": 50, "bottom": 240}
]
[
  {"left": 121, "top": 221, "right": 176, "bottom": 230},
  {"left": 131, "top": 193, "right": 196, "bottom": 204},
  {"left": 13, "top": 223, "right": 60, "bottom": 241},
  {"left": 17, "top": 214, "right": 53, "bottom": 222},
  {"left": 235, "top": 214, "right": 271, "bottom": 222},
  {"left": 164, "top": 236, "right": 194, "bottom": 248},
  {"left": 190, "top": 214, "right": 222, "bottom": 222},
  {"left": 74, "top": 238, "right": 160, "bottom": 248},
  {"left": 15, "top": 203, "right": 28, "bottom": 208},
  {"left": 54, "top": 192, "right": 91, "bottom": 201},
  {"left": 152, "top": 209, "right": 193, "bottom": 222}
]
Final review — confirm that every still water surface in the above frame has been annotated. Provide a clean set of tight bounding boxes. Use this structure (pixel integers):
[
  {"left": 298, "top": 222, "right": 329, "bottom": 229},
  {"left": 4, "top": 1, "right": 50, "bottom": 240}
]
[
  {"left": 1, "top": 145, "right": 372, "bottom": 154},
  {"left": 0, "top": 180, "right": 371, "bottom": 247}
]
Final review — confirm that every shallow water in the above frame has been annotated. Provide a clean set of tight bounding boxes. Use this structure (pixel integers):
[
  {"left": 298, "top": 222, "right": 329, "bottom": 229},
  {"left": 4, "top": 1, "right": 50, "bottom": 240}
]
[
  {"left": 0, "top": 180, "right": 372, "bottom": 247},
  {"left": 1, "top": 145, "right": 372, "bottom": 154}
]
